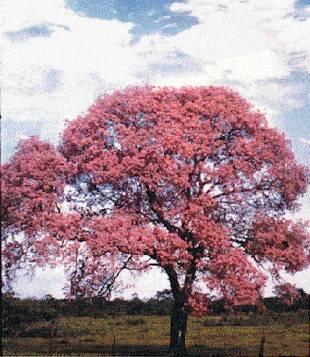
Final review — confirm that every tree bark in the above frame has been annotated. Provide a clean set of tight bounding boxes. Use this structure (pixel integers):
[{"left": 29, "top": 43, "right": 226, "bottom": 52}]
[
  {"left": 163, "top": 264, "right": 191, "bottom": 356},
  {"left": 168, "top": 296, "right": 188, "bottom": 356}
]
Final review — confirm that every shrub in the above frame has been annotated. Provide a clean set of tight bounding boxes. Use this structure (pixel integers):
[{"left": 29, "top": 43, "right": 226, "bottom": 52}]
[{"left": 126, "top": 318, "right": 146, "bottom": 326}]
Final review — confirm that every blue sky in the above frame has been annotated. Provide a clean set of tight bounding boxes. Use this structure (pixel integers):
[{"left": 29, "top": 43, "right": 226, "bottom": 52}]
[
  {"left": 67, "top": 0, "right": 199, "bottom": 37},
  {"left": 2, "top": 0, "right": 310, "bottom": 298}
]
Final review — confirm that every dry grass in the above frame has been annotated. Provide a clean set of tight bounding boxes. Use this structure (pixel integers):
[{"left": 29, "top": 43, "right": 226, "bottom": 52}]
[{"left": 3, "top": 314, "right": 309, "bottom": 356}]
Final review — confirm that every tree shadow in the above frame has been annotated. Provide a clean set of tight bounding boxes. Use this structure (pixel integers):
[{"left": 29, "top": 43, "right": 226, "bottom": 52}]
[{"left": 4, "top": 341, "right": 259, "bottom": 356}]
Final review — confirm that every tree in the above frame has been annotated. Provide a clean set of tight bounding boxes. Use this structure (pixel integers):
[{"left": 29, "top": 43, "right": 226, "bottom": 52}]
[
  {"left": 2, "top": 294, "right": 57, "bottom": 337},
  {"left": 274, "top": 283, "right": 300, "bottom": 306},
  {"left": 1, "top": 86, "right": 309, "bottom": 355},
  {"left": 156, "top": 289, "right": 173, "bottom": 301}
]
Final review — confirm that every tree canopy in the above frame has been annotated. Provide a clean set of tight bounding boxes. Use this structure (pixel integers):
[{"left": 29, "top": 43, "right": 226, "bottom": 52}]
[{"left": 2, "top": 86, "right": 309, "bottom": 353}]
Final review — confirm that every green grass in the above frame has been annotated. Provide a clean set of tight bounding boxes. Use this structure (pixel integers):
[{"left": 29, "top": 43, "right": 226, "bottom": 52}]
[{"left": 3, "top": 313, "right": 309, "bottom": 356}]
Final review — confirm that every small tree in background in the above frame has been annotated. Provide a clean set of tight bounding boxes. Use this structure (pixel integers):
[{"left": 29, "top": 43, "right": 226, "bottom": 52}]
[
  {"left": 156, "top": 289, "right": 173, "bottom": 301},
  {"left": 2, "top": 293, "right": 57, "bottom": 337},
  {"left": 274, "top": 283, "right": 301, "bottom": 306},
  {"left": 2, "top": 86, "right": 309, "bottom": 355}
]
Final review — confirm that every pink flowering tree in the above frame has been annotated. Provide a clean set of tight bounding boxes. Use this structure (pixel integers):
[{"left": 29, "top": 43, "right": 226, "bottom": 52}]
[
  {"left": 1, "top": 86, "right": 309, "bottom": 355},
  {"left": 274, "top": 283, "right": 301, "bottom": 306}
]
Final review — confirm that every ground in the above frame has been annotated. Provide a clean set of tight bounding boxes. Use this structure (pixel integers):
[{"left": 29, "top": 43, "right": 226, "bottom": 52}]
[{"left": 3, "top": 312, "right": 309, "bottom": 356}]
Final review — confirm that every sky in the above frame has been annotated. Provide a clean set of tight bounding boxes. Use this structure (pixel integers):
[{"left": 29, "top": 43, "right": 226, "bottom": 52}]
[{"left": 1, "top": 0, "right": 310, "bottom": 299}]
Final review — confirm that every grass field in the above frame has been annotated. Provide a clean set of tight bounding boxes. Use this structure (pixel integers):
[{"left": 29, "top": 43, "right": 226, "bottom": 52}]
[{"left": 3, "top": 312, "right": 309, "bottom": 356}]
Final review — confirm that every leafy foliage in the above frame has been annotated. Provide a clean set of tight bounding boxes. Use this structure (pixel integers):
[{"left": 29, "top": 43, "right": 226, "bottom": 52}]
[
  {"left": 2, "top": 293, "right": 57, "bottom": 337},
  {"left": 1, "top": 86, "right": 309, "bottom": 352}
]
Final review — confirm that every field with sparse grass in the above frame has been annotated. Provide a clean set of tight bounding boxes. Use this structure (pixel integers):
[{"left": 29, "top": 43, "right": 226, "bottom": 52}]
[{"left": 3, "top": 311, "right": 309, "bottom": 356}]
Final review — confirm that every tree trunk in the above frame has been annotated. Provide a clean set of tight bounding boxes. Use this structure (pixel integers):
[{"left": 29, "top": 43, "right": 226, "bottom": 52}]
[{"left": 169, "top": 297, "right": 188, "bottom": 356}]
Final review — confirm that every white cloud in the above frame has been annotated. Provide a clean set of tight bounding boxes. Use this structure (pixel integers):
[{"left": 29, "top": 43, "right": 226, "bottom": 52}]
[
  {"left": 12, "top": 264, "right": 169, "bottom": 300},
  {"left": 2, "top": 0, "right": 309, "bottom": 218},
  {"left": 13, "top": 265, "right": 66, "bottom": 299},
  {"left": 154, "top": 15, "right": 171, "bottom": 23},
  {"left": 2, "top": 0, "right": 138, "bottom": 129},
  {"left": 116, "top": 267, "right": 169, "bottom": 300},
  {"left": 3, "top": 0, "right": 309, "bottom": 129},
  {"left": 264, "top": 268, "right": 310, "bottom": 296},
  {"left": 133, "top": 0, "right": 309, "bottom": 127},
  {"left": 169, "top": 2, "right": 193, "bottom": 13},
  {"left": 17, "top": 134, "right": 29, "bottom": 141},
  {"left": 300, "top": 137, "right": 310, "bottom": 145},
  {"left": 295, "top": 190, "right": 310, "bottom": 221},
  {"left": 3, "top": 0, "right": 310, "bottom": 298},
  {"left": 2, "top": 0, "right": 65, "bottom": 32}
]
